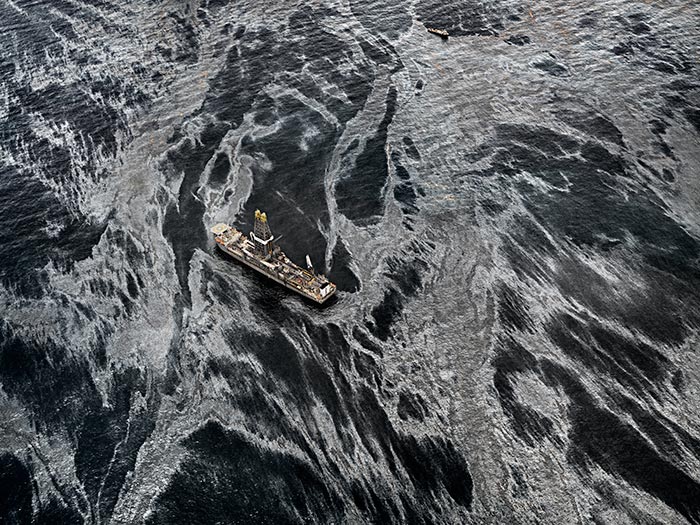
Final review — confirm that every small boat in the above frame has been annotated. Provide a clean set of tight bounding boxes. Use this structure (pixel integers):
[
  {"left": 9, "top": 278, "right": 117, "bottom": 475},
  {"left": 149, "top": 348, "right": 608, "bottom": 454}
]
[{"left": 427, "top": 27, "right": 449, "bottom": 39}]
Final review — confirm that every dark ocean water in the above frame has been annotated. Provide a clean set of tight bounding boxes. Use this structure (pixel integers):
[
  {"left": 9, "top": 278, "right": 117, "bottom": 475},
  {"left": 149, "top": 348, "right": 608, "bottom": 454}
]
[{"left": 1, "top": 0, "right": 700, "bottom": 523}]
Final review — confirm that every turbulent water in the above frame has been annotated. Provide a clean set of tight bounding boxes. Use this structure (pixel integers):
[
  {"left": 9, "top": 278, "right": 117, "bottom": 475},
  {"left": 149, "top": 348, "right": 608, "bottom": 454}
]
[{"left": 1, "top": 0, "right": 699, "bottom": 523}]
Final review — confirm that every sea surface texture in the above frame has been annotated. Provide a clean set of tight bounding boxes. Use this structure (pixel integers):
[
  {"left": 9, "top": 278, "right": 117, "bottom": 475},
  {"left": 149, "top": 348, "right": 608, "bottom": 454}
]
[{"left": 1, "top": 0, "right": 699, "bottom": 523}]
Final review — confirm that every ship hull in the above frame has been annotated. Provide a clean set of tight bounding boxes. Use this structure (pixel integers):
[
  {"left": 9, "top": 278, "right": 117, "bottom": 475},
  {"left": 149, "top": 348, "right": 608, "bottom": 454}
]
[{"left": 216, "top": 243, "right": 335, "bottom": 304}]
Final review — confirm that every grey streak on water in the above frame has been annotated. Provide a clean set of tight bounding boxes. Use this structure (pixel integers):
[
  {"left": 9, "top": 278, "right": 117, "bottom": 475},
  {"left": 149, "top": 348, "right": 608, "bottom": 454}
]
[{"left": 0, "top": 0, "right": 700, "bottom": 524}]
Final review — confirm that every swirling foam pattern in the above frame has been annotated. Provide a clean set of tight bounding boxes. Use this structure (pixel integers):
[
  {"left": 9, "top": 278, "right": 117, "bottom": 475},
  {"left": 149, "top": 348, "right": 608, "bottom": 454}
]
[{"left": 1, "top": 0, "right": 699, "bottom": 523}]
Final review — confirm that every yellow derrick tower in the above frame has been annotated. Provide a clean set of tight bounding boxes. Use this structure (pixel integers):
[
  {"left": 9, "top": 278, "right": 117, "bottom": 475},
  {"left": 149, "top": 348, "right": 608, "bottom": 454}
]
[{"left": 252, "top": 209, "right": 274, "bottom": 256}]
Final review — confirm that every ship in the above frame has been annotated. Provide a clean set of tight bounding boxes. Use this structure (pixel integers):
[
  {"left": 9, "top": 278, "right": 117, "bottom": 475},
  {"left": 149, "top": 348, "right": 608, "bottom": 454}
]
[
  {"left": 427, "top": 27, "right": 449, "bottom": 39},
  {"left": 211, "top": 210, "right": 337, "bottom": 304}
]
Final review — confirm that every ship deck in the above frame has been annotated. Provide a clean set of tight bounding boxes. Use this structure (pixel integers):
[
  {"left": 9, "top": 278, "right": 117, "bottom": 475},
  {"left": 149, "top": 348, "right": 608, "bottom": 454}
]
[{"left": 212, "top": 223, "right": 336, "bottom": 303}]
